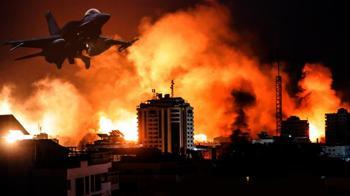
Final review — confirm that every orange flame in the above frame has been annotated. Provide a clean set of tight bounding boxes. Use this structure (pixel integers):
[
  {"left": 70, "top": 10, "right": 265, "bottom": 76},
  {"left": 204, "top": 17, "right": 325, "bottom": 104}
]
[
  {"left": 294, "top": 64, "right": 349, "bottom": 142},
  {"left": 98, "top": 113, "right": 138, "bottom": 142},
  {"left": 194, "top": 133, "right": 208, "bottom": 144},
  {"left": 4, "top": 130, "right": 32, "bottom": 143}
]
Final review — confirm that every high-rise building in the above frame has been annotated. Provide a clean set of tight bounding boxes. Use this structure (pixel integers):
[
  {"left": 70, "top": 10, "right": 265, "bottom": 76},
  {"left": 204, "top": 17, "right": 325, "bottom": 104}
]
[
  {"left": 326, "top": 108, "right": 350, "bottom": 145},
  {"left": 281, "top": 116, "right": 309, "bottom": 139},
  {"left": 137, "top": 93, "right": 194, "bottom": 154}
]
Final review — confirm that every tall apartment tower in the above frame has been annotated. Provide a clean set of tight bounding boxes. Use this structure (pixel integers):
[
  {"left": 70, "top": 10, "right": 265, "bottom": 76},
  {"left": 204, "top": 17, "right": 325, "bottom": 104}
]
[{"left": 137, "top": 93, "right": 194, "bottom": 154}]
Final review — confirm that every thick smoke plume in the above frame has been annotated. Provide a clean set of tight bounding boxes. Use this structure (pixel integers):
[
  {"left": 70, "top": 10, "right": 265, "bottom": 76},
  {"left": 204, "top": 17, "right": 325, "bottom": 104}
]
[
  {"left": 0, "top": 2, "right": 349, "bottom": 145},
  {"left": 231, "top": 81, "right": 256, "bottom": 130}
]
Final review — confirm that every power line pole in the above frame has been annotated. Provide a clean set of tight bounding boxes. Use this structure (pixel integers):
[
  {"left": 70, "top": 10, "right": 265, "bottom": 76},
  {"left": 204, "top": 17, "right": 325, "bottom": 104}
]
[{"left": 276, "top": 62, "right": 282, "bottom": 136}]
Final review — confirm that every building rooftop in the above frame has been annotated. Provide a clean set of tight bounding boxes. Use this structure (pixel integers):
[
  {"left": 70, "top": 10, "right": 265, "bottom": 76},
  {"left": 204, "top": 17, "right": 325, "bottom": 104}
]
[
  {"left": 284, "top": 116, "right": 307, "bottom": 122},
  {"left": 138, "top": 94, "right": 191, "bottom": 108},
  {"left": 0, "top": 114, "right": 29, "bottom": 136}
]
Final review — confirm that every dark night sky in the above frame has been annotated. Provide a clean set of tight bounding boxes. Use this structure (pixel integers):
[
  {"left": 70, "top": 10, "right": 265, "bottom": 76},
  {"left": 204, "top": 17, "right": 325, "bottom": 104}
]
[
  {"left": 0, "top": 0, "right": 349, "bottom": 100},
  {"left": 220, "top": 0, "right": 350, "bottom": 100}
]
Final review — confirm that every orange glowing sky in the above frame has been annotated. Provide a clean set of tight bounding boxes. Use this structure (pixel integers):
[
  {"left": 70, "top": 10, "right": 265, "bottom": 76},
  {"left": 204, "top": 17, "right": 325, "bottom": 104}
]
[{"left": 0, "top": 1, "right": 349, "bottom": 145}]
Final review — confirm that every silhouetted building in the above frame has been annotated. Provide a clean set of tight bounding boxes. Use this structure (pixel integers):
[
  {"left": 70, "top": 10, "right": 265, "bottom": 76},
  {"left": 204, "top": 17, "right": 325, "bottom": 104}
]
[
  {"left": 281, "top": 116, "right": 309, "bottom": 139},
  {"left": 89, "top": 130, "right": 125, "bottom": 149},
  {"left": 213, "top": 136, "right": 231, "bottom": 145},
  {"left": 67, "top": 161, "right": 114, "bottom": 196},
  {"left": 34, "top": 132, "right": 49, "bottom": 139},
  {"left": 253, "top": 131, "right": 274, "bottom": 144},
  {"left": 1, "top": 139, "right": 69, "bottom": 196},
  {"left": 326, "top": 108, "right": 350, "bottom": 145},
  {"left": 137, "top": 93, "right": 194, "bottom": 154},
  {"left": 252, "top": 138, "right": 274, "bottom": 145},
  {"left": 0, "top": 114, "right": 29, "bottom": 136},
  {"left": 1, "top": 138, "right": 120, "bottom": 196}
]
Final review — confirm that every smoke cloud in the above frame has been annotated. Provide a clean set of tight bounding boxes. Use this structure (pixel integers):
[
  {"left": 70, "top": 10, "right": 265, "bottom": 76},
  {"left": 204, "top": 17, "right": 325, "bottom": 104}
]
[{"left": 231, "top": 80, "right": 256, "bottom": 130}]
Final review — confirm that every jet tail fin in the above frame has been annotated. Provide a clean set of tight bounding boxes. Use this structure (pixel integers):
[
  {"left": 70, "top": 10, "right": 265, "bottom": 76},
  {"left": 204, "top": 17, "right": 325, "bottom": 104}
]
[{"left": 45, "top": 11, "right": 60, "bottom": 35}]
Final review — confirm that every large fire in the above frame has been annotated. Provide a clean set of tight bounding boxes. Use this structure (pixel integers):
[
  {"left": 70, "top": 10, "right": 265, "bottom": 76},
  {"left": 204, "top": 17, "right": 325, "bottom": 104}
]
[
  {"left": 194, "top": 133, "right": 208, "bottom": 144},
  {"left": 0, "top": 2, "right": 348, "bottom": 145},
  {"left": 292, "top": 64, "right": 349, "bottom": 142},
  {"left": 4, "top": 130, "right": 32, "bottom": 143},
  {"left": 98, "top": 114, "right": 138, "bottom": 142}
]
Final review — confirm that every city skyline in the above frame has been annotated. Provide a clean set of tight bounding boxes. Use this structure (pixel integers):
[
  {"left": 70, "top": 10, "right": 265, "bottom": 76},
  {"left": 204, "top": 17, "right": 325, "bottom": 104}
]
[{"left": 1, "top": 1, "right": 350, "bottom": 195}]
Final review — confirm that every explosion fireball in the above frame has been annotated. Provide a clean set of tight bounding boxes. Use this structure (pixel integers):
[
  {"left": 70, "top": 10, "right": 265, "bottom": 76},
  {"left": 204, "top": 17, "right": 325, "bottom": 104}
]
[{"left": 194, "top": 133, "right": 208, "bottom": 144}]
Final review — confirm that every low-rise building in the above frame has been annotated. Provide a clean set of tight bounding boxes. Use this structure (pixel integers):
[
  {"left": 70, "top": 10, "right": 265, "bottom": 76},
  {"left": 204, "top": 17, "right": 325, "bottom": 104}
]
[
  {"left": 281, "top": 116, "right": 309, "bottom": 139},
  {"left": 326, "top": 108, "right": 350, "bottom": 145},
  {"left": 321, "top": 145, "right": 350, "bottom": 161},
  {"left": 252, "top": 138, "right": 274, "bottom": 145},
  {"left": 67, "top": 160, "right": 114, "bottom": 196}
]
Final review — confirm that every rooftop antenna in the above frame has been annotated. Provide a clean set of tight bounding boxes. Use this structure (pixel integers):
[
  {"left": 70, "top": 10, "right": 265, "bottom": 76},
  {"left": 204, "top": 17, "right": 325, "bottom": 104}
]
[
  {"left": 152, "top": 89, "right": 156, "bottom": 99},
  {"left": 38, "top": 123, "right": 42, "bottom": 133},
  {"left": 170, "top": 80, "right": 175, "bottom": 97}
]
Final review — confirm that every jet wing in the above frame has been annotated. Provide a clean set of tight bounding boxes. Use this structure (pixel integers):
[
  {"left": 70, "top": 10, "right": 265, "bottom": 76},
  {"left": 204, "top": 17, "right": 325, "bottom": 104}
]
[
  {"left": 100, "top": 36, "right": 138, "bottom": 52},
  {"left": 99, "top": 35, "right": 128, "bottom": 44},
  {"left": 4, "top": 35, "right": 60, "bottom": 51}
]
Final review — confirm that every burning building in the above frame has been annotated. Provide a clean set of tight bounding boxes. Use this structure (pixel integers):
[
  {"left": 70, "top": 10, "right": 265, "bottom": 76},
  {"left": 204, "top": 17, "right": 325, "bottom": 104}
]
[
  {"left": 137, "top": 93, "right": 194, "bottom": 154},
  {"left": 85, "top": 129, "right": 140, "bottom": 151}
]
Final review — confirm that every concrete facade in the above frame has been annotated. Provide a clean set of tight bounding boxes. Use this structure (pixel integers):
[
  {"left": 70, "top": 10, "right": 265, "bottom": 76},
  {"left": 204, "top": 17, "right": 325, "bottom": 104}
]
[{"left": 137, "top": 94, "right": 194, "bottom": 154}]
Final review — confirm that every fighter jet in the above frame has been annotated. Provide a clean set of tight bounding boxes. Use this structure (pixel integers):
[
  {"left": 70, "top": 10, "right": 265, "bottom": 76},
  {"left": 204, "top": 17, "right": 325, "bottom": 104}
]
[{"left": 4, "top": 8, "right": 138, "bottom": 69}]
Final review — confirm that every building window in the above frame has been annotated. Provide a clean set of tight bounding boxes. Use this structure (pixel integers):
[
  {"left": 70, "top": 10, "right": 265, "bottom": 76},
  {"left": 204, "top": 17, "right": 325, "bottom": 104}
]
[
  {"left": 101, "top": 173, "right": 107, "bottom": 182},
  {"left": 75, "top": 177, "right": 84, "bottom": 196},
  {"left": 95, "top": 174, "right": 102, "bottom": 191},
  {"left": 171, "top": 113, "right": 180, "bottom": 117},
  {"left": 148, "top": 110, "right": 157, "bottom": 115},
  {"left": 67, "top": 180, "right": 71, "bottom": 190},
  {"left": 85, "top": 176, "right": 90, "bottom": 194},
  {"left": 91, "top": 175, "right": 95, "bottom": 192},
  {"left": 90, "top": 174, "right": 102, "bottom": 192}
]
